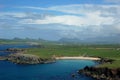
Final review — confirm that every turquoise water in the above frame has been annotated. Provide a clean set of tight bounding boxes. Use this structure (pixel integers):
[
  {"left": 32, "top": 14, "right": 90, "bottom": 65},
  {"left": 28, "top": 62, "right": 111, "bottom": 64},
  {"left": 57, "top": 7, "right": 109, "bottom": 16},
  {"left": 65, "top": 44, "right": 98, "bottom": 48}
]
[{"left": 0, "top": 44, "right": 96, "bottom": 80}]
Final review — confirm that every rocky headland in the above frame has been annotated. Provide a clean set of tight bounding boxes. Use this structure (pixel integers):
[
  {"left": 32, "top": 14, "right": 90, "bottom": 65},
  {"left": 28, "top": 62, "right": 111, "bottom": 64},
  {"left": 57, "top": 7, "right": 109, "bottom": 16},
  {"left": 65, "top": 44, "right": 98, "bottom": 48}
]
[
  {"left": 78, "top": 66, "right": 120, "bottom": 80},
  {"left": 0, "top": 48, "right": 55, "bottom": 64},
  {"left": 77, "top": 58, "right": 120, "bottom": 80},
  {"left": 7, "top": 53, "right": 55, "bottom": 64}
]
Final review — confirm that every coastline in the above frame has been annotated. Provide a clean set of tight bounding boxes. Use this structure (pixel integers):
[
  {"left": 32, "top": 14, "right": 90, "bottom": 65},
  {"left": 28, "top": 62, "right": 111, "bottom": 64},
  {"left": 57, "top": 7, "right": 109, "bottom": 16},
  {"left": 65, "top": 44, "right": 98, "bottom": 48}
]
[
  {"left": 0, "top": 48, "right": 100, "bottom": 64},
  {"left": 55, "top": 56, "right": 100, "bottom": 60},
  {"left": 1, "top": 50, "right": 119, "bottom": 79},
  {"left": 78, "top": 66, "right": 120, "bottom": 80}
]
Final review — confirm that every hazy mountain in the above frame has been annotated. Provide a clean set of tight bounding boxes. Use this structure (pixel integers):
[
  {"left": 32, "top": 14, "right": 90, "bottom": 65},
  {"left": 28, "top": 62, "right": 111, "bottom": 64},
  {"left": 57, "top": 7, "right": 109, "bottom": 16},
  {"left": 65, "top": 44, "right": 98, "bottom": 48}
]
[{"left": 59, "top": 36, "right": 120, "bottom": 44}]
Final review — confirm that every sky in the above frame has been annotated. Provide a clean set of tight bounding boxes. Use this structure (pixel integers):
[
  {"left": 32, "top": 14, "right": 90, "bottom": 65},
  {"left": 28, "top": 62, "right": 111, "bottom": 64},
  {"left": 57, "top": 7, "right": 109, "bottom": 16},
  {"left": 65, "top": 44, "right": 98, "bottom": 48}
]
[{"left": 0, "top": 0, "right": 120, "bottom": 41}]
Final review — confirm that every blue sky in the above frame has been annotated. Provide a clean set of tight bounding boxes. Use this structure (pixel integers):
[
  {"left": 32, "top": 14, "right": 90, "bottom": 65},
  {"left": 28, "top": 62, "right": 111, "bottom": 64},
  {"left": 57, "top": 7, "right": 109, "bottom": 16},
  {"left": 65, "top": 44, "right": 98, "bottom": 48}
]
[
  {"left": 0, "top": 0, "right": 106, "bottom": 6},
  {"left": 0, "top": 0, "right": 120, "bottom": 41}
]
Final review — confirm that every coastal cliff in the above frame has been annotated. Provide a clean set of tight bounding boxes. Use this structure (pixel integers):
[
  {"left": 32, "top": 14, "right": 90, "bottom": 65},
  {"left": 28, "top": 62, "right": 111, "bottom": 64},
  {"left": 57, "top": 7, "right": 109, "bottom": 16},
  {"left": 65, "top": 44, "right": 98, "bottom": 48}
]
[
  {"left": 77, "top": 58, "right": 119, "bottom": 80},
  {"left": 78, "top": 66, "right": 120, "bottom": 80}
]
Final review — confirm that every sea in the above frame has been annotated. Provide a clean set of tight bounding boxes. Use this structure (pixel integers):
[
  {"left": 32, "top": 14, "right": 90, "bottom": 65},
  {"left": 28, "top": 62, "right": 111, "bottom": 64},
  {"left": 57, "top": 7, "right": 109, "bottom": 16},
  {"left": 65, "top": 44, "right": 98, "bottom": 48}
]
[{"left": 0, "top": 44, "right": 96, "bottom": 80}]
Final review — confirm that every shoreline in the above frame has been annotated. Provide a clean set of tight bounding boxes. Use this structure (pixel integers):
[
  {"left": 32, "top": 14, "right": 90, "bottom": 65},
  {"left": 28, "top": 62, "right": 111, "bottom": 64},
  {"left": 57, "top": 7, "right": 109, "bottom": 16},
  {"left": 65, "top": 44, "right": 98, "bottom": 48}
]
[{"left": 55, "top": 56, "right": 100, "bottom": 60}]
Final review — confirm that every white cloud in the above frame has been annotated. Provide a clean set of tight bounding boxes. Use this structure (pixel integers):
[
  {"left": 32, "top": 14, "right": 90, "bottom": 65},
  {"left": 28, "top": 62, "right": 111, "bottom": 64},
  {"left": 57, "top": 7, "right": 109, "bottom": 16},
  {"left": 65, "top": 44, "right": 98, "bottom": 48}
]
[
  {"left": 18, "top": 4, "right": 120, "bottom": 27},
  {"left": 19, "top": 14, "right": 114, "bottom": 26},
  {"left": 1, "top": 4, "right": 120, "bottom": 40},
  {"left": 19, "top": 4, "right": 120, "bottom": 15}
]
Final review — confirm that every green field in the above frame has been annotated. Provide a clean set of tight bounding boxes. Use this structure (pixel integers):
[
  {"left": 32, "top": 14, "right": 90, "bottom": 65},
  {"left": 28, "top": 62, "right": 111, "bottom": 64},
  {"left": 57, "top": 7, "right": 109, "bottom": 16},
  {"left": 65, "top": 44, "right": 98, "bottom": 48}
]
[
  {"left": 1, "top": 39, "right": 120, "bottom": 68},
  {"left": 24, "top": 44, "right": 120, "bottom": 68}
]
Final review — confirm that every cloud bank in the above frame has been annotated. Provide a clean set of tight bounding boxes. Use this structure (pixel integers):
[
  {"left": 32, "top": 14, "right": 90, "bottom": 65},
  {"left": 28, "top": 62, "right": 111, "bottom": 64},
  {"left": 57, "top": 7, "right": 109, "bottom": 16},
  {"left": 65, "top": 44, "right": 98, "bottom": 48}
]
[{"left": 0, "top": 3, "right": 120, "bottom": 40}]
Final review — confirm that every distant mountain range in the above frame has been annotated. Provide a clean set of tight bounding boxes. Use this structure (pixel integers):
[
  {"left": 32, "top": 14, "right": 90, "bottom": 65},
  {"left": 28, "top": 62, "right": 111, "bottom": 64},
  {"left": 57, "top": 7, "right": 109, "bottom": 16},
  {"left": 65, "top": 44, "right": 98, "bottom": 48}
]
[
  {"left": 1, "top": 36, "right": 120, "bottom": 45},
  {"left": 59, "top": 36, "right": 120, "bottom": 44}
]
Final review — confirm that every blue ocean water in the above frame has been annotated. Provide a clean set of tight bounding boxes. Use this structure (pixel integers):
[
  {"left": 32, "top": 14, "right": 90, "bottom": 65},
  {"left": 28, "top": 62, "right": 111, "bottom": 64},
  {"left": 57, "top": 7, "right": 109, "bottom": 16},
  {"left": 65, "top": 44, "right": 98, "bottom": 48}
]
[
  {"left": 0, "top": 60, "right": 96, "bottom": 80},
  {"left": 0, "top": 44, "right": 96, "bottom": 80},
  {"left": 0, "top": 44, "right": 35, "bottom": 50},
  {"left": 0, "top": 44, "right": 35, "bottom": 56}
]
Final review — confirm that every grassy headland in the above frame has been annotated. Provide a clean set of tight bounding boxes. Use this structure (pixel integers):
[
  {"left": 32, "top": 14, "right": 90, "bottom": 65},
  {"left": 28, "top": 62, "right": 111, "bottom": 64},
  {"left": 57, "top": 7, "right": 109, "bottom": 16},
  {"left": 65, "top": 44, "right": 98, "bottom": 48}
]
[
  {"left": 24, "top": 44, "right": 120, "bottom": 68},
  {"left": 0, "top": 39, "right": 120, "bottom": 68}
]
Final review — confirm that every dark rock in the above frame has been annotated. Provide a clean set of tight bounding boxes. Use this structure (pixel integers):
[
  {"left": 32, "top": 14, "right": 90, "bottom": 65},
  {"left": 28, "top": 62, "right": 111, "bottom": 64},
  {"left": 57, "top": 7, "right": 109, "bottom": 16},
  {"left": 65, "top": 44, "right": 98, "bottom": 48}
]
[
  {"left": 71, "top": 73, "right": 75, "bottom": 78},
  {"left": 6, "top": 48, "right": 25, "bottom": 52},
  {"left": 98, "top": 58, "right": 114, "bottom": 64},
  {"left": 78, "top": 66, "right": 120, "bottom": 80},
  {"left": 7, "top": 53, "right": 55, "bottom": 64}
]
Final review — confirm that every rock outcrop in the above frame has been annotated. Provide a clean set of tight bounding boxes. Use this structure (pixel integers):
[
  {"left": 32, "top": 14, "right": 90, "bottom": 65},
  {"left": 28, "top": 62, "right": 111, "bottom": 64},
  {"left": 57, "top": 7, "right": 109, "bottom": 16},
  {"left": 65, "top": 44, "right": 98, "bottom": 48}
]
[
  {"left": 6, "top": 48, "right": 25, "bottom": 52},
  {"left": 0, "top": 48, "right": 55, "bottom": 64},
  {"left": 78, "top": 66, "right": 120, "bottom": 80},
  {"left": 97, "top": 58, "right": 114, "bottom": 64},
  {"left": 6, "top": 53, "right": 55, "bottom": 64}
]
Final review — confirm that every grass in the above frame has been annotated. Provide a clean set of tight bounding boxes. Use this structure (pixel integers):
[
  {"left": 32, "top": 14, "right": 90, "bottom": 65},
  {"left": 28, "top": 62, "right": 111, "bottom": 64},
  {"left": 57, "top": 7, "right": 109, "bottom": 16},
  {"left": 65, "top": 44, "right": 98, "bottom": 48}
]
[
  {"left": 24, "top": 44, "right": 120, "bottom": 68},
  {"left": 99, "top": 60, "right": 120, "bottom": 68}
]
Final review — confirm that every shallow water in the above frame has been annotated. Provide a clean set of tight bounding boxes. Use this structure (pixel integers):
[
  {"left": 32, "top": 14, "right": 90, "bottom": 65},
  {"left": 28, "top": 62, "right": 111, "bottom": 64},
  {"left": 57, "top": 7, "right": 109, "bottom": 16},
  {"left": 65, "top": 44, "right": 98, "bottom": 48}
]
[{"left": 0, "top": 44, "right": 96, "bottom": 80}]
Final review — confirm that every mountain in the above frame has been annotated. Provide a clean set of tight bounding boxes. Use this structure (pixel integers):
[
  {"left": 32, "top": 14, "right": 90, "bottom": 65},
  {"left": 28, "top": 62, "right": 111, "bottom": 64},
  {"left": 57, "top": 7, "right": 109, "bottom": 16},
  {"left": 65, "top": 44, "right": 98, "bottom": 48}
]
[{"left": 59, "top": 36, "right": 120, "bottom": 44}]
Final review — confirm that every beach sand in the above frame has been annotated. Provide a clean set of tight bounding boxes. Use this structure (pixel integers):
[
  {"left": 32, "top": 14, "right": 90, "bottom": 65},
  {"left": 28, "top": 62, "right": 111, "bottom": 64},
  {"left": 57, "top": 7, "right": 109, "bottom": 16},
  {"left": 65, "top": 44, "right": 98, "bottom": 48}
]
[{"left": 55, "top": 56, "right": 100, "bottom": 60}]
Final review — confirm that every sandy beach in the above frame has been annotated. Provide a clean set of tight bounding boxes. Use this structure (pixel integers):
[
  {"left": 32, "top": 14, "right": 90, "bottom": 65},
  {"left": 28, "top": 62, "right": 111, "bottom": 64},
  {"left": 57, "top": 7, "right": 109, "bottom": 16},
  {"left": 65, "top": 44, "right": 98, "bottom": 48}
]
[{"left": 55, "top": 56, "right": 100, "bottom": 60}]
